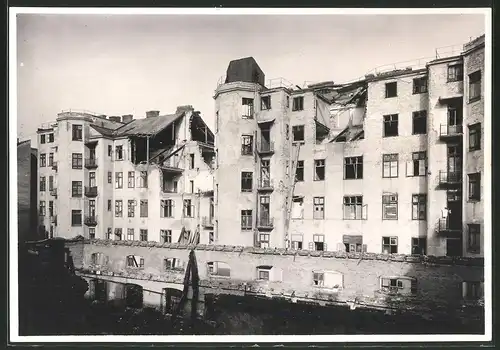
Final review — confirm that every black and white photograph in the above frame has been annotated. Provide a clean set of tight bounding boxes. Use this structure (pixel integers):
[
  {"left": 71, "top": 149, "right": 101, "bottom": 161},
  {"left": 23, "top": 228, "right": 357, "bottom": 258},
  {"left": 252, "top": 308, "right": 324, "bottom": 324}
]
[{"left": 10, "top": 8, "right": 492, "bottom": 343}]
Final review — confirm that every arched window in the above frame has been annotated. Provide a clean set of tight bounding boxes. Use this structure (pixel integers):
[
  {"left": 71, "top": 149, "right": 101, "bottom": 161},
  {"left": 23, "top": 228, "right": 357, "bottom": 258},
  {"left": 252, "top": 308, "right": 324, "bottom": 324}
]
[
  {"left": 126, "top": 255, "right": 144, "bottom": 268},
  {"left": 207, "top": 261, "right": 231, "bottom": 277}
]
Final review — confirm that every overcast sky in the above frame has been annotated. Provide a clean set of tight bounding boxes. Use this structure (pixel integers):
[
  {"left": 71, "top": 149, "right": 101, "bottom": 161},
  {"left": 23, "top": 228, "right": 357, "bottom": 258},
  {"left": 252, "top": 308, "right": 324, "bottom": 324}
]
[{"left": 16, "top": 13, "right": 486, "bottom": 142}]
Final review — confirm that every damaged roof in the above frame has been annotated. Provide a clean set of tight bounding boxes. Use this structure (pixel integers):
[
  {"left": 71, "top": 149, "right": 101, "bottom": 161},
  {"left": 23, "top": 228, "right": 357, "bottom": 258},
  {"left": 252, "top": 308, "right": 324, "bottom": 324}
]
[
  {"left": 331, "top": 125, "right": 364, "bottom": 143},
  {"left": 113, "top": 112, "right": 184, "bottom": 137},
  {"left": 321, "top": 84, "right": 367, "bottom": 106}
]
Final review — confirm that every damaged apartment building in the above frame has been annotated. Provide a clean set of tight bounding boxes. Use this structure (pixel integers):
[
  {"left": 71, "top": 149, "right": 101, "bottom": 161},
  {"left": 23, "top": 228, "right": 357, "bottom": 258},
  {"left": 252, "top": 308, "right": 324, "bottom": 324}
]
[
  {"left": 214, "top": 34, "right": 485, "bottom": 257},
  {"left": 36, "top": 106, "right": 215, "bottom": 245}
]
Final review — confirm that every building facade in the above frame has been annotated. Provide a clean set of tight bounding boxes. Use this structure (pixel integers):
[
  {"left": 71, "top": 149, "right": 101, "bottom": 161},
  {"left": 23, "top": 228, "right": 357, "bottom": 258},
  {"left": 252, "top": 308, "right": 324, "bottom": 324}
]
[
  {"left": 214, "top": 35, "right": 485, "bottom": 257},
  {"left": 17, "top": 139, "right": 38, "bottom": 243},
  {"left": 36, "top": 107, "right": 215, "bottom": 245}
]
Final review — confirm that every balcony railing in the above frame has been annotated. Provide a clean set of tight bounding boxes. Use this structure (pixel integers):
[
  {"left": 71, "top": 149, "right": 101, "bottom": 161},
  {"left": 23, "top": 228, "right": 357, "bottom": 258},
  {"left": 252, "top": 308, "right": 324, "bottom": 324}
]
[
  {"left": 257, "top": 178, "right": 274, "bottom": 191},
  {"left": 438, "top": 171, "right": 462, "bottom": 186},
  {"left": 52, "top": 162, "right": 58, "bottom": 171},
  {"left": 202, "top": 216, "right": 214, "bottom": 228},
  {"left": 437, "top": 218, "right": 461, "bottom": 235},
  {"left": 85, "top": 158, "right": 98, "bottom": 169},
  {"left": 84, "top": 215, "right": 98, "bottom": 226},
  {"left": 257, "top": 216, "right": 274, "bottom": 229},
  {"left": 85, "top": 186, "right": 98, "bottom": 197},
  {"left": 439, "top": 124, "right": 463, "bottom": 139},
  {"left": 257, "top": 141, "right": 275, "bottom": 155},
  {"left": 50, "top": 188, "right": 57, "bottom": 197}
]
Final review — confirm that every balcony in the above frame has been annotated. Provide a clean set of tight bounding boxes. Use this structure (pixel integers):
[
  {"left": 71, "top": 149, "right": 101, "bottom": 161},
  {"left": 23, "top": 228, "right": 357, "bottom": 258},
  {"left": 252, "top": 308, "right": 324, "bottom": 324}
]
[
  {"left": 257, "top": 141, "right": 275, "bottom": 155},
  {"left": 85, "top": 158, "right": 98, "bottom": 169},
  {"left": 52, "top": 162, "right": 58, "bottom": 171},
  {"left": 50, "top": 215, "right": 57, "bottom": 225},
  {"left": 50, "top": 188, "right": 58, "bottom": 197},
  {"left": 438, "top": 171, "right": 462, "bottom": 187},
  {"left": 439, "top": 124, "right": 463, "bottom": 141},
  {"left": 202, "top": 216, "right": 214, "bottom": 228},
  {"left": 257, "top": 216, "right": 274, "bottom": 230},
  {"left": 437, "top": 218, "right": 462, "bottom": 236},
  {"left": 257, "top": 178, "right": 274, "bottom": 192},
  {"left": 85, "top": 186, "right": 98, "bottom": 197},
  {"left": 84, "top": 215, "right": 98, "bottom": 226}
]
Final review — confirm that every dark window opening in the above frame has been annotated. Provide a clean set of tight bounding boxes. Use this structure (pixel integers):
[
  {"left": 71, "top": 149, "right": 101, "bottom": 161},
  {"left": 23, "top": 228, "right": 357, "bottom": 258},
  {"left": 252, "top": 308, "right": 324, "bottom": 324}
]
[
  {"left": 344, "top": 156, "right": 363, "bottom": 179},
  {"left": 72, "top": 125, "right": 83, "bottom": 141},
  {"left": 468, "top": 173, "right": 481, "bottom": 201},
  {"left": 383, "top": 114, "right": 399, "bottom": 137},
  {"left": 72, "top": 153, "right": 83, "bottom": 169},
  {"left": 447, "top": 64, "right": 463, "bottom": 82},
  {"left": 314, "top": 159, "right": 325, "bottom": 181},
  {"left": 71, "top": 210, "right": 82, "bottom": 226},
  {"left": 295, "top": 160, "right": 304, "bottom": 182},
  {"left": 413, "top": 77, "right": 428, "bottom": 94},
  {"left": 241, "top": 210, "right": 252, "bottom": 230},
  {"left": 241, "top": 135, "right": 253, "bottom": 155},
  {"left": 292, "top": 125, "right": 305, "bottom": 143},
  {"left": 468, "top": 70, "right": 481, "bottom": 102},
  {"left": 242, "top": 98, "right": 254, "bottom": 118},
  {"left": 412, "top": 110, "right": 427, "bottom": 135},
  {"left": 382, "top": 236, "right": 398, "bottom": 254},
  {"left": 241, "top": 172, "right": 253, "bottom": 192},
  {"left": 412, "top": 237, "right": 427, "bottom": 255},
  {"left": 292, "top": 96, "right": 304, "bottom": 111},
  {"left": 385, "top": 82, "right": 397, "bottom": 98},
  {"left": 261, "top": 96, "right": 271, "bottom": 110},
  {"left": 467, "top": 224, "right": 480, "bottom": 253},
  {"left": 412, "top": 194, "right": 426, "bottom": 220},
  {"left": 468, "top": 123, "right": 481, "bottom": 151}
]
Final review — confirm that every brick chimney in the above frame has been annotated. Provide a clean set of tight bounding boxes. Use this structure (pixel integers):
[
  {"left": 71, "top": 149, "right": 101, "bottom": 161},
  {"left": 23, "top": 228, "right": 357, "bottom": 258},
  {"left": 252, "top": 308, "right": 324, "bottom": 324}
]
[
  {"left": 122, "top": 114, "right": 133, "bottom": 123},
  {"left": 176, "top": 105, "right": 194, "bottom": 114},
  {"left": 146, "top": 110, "right": 160, "bottom": 118}
]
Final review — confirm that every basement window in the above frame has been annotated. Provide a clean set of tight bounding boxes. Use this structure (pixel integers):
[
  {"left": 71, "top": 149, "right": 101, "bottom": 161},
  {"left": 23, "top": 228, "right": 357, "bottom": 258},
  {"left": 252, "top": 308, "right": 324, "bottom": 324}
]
[
  {"left": 292, "top": 96, "right": 304, "bottom": 111},
  {"left": 385, "top": 82, "right": 397, "bottom": 98},
  {"left": 256, "top": 266, "right": 272, "bottom": 281},
  {"left": 412, "top": 110, "right": 427, "bottom": 135},
  {"left": 292, "top": 125, "right": 305, "bottom": 143},
  {"left": 207, "top": 261, "right": 231, "bottom": 277},
  {"left": 313, "top": 272, "right": 324, "bottom": 287},
  {"left": 261, "top": 96, "right": 271, "bottom": 110},
  {"left": 164, "top": 258, "right": 184, "bottom": 272},
  {"left": 314, "top": 159, "right": 325, "bottom": 181},
  {"left": 383, "top": 114, "right": 399, "bottom": 137},
  {"left": 126, "top": 255, "right": 144, "bottom": 269},
  {"left": 242, "top": 98, "right": 254, "bottom": 118}
]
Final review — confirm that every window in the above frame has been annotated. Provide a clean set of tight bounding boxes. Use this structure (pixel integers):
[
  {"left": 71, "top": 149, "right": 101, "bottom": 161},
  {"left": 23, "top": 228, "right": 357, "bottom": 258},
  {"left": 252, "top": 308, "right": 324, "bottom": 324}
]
[
  {"left": 90, "top": 252, "right": 107, "bottom": 265},
  {"left": 190, "top": 180, "right": 194, "bottom": 194},
  {"left": 343, "top": 235, "right": 366, "bottom": 253},
  {"left": 241, "top": 210, "right": 252, "bottom": 230},
  {"left": 313, "top": 197, "right": 325, "bottom": 220},
  {"left": 413, "top": 77, "right": 427, "bottom": 94},
  {"left": 39, "top": 153, "right": 46, "bottom": 167},
  {"left": 71, "top": 210, "right": 82, "bottom": 226},
  {"left": 115, "top": 172, "right": 123, "bottom": 189},
  {"left": 291, "top": 197, "right": 304, "bottom": 219},
  {"left": 128, "top": 200, "right": 135, "bottom": 217},
  {"left": 72, "top": 153, "right": 83, "bottom": 169},
  {"left": 72, "top": 125, "right": 83, "bottom": 141},
  {"left": 312, "top": 234, "right": 326, "bottom": 251},
  {"left": 385, "top": 82, "right": 397, "bottom": 98},
  {"left": 183, "top": 199, "right": 193, "bottom": 218},
  {"left": 126, "top": 255, "right": 144, "bottom": 268},
  {"left": 295, "top": 160, "right": 304, "bottom": 181},
  {"left": 463, "top": 281, "right": 482, "bottom": 301},
  {"left": 48, "top": 153, "right": 54, "bottom": 167},
  {"left": 241, "top": 135, "right": 254, "bottom": 155},
  {"left": 115, "top": 228, "right": 123, "bottom": 241},
  {"left": 209, "top": 232, "right": 214, "bottom": 244},
  {"left": 115, "top": 145, "right": 123, "bottom": 160},
  {"left": 108, "top": 145, "right": 112, "bottom": 157},
  {"left": 189, "top": 154, "right": 195, "bottom": 169},
  {"left": 314, "top": 159, "right": 325, "bottom": 181},
  {"left": 164, "top": 258, "right": 184, "bottom": 271},
  {"left": 140, "top": 200, "right": 148, "bottom": 217},
  {"left": 48, "top": 176, "right": 54, "bottom": 191},
  {"left": 381, "top": 277, "right": 417, "bottom": 295},
  {"left": 259, "top": 233, "right": 270, "bottom": 248},
  {"left": 127, "top": 228, "right": 135, "bottom": 241},
  {"left": 241, "top": 172, "right": 253, "bottom": 192},
  {"left": 343, "top": 196, "right": 365, "bottom": 220},
  {"left": 286, "top": 96, "right": 290, "bottom": 108},
  {"left": 88, "top": 228, "right": 95, "bottom": 239},
  {"left": 139, "top": 171, "right": 148, "bottom": 188},
  {"left": 48, "top": 201, "right": 54, "bottom": 216},
  {"left": 412, "top": 194, "right": 427, "bottom": 220},
  {"left": 382, "top": 194, "right": 398, "bottom": 220},
  {"left": 412, "top": 110, "right": 427, "bottom": 135},
  {"left": 344, "top": 156, "right": 363, "bottom": 179},
  {"left": 140, "top": 229, "right": 148, "bottom": 241},
  {"left": 257, "top": 266, "right": 271, "bottom": 280},
  {"left": 468, "top": 173, "right": 481, "bottom": 201},
  {"left": 115, "top": 200, "right": 123, "bottom": 217},
  {"left": 242, "top": 98, "right": 254, "bottom": 118},
  {"left": 107, "top": 171, "right": 112, "bottom": 184},
  {"left": 39, "top": 176, "right": 46, "bottom": 192},
  {"left": 468, "top": 70, "right": 481, "bottom": 102},
  {"left": 313, "top": 272, "right": 324, "bottom": 287},
  {"left": 382, "top": 154, "right": 399, "bottom": 178},
  {"left": 292, "top": 125, "right": 305, "bottom": 143},
  {"left": 161, "top": 229, "right": 172, "bottom": 244},
  {"left": 407, "top": 151, "right": 427, "bottom": 177},
  {"left": 128, "top": 171, "right": 135, "bottom": 188},
  {"left": 39, "top": 201, "right": 46, "bottom": 216},
  {"left": 467, "top": 224, "right": 480, "bottom": 253},
  {"left": 161, "top": 199, "right": 175, "bottom": 218},
  {"left": 468, "top": 123, "right": 481, "bottom": 151},
  {"left": 411, "top": 237, "right": 427, "bottom": 255},
  {"left": 261, "top": 96, "right": 271, "bottom": 110},
  {"left": 40, "top": 134, "right": 46, "bottom": 144},
  {"left": 71, "top": 181, "right": 82, "bottom": 197},
  {"left": 48, "top": 133, "right": 54, "bottom": 143},
  {"left": 383, "top": 114, "right": 399, "bottom": 137},
  {"left": 292, "top": 96, "right": 304, "bottom": 111},
  {"left": 291, "top": 234, "right": 303, "bottom": 250},
  {"left": 447, "top": 64, "right": 463, "bottom": 82},
  {"left": 107, "top": 200, "right": 112, "bottom": 211},
  {"left": 106, "top": 228, "right": 112, "bottom": 240},
  {"left": 382, "top": 237, "right": 398, "bottom": 254}
]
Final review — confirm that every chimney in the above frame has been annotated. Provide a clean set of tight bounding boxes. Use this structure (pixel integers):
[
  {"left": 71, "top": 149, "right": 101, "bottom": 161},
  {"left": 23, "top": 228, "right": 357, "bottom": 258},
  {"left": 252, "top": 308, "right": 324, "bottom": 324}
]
[
  {"left": 109, "top": 116, "right": 121, "bottom": 122},
  {"left": 176, "top": 105, "right": 194, "bottom": 114},
  {"left": 122, "top": 114, "right": 133, "bottom": 123},
  {"left": 146, "top": 110, "right": 160, "bottom": 118}
]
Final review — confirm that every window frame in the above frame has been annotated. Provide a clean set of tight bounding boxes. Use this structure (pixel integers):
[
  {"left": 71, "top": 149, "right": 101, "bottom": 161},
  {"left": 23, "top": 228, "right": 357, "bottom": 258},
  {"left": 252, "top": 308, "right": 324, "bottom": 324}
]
[
  {"left": 72, "top": 124, "right": 83, "bottom": 141},
  {"left": 115, "top": 200, "right": 123, "bottom": 217},
  {"left": 468, "top": 123, "right": 481, "bottom": 151},
  {"left": 292, "top": 96, "right": 304, "bottom": 111},
  {"left": 382, "top": 194, "right": 398, "bottom": 220},
  {"left": 71, "top": 209, "right": 82, "bottom": 227},
  {"left": 128, "top": 171, "right": 135, "bottom": 188},
  {"left": 313, "top": 196, "right": 325, "bottom": 220},
  {"left": 383, "top": 114, "right": 399, "bottom": 137},
  {"left": 447, "top": 64, "right": 464, "bottom": 82},
  {"left": 241, "top": 209, "right": 253, "bottom": 230},
  {"left": 71, "top": 181, "right": 82, "bottom": 197},
  {"left": 241, "top": 171, "right": 253, "bottom": 192},
  {"left": 127, "top": 228, "right": 135, "bottom": 241},
  {"left": 411, "top": 237, "right": 427, "bottom": 255},
  {"left": 344, "top": 156, "right": 363, "bottom": 180},
  {"left": 412, "top": 110, "right": 427, "bottom": 135},
  {"left": 140, "top": 229, "right": 148, "bottom": 242},
  {"left": 259, "top": 233, "right": 270, "bottom": 248},
  {"left": 385, "top": 82, "right": 397, "bottom": 98},
  {"left": 468, "top": 173, "right": 481, "bottom": 201},
  {"left": 40, "top": 153, "right": 46, "bottom": 167},
  {"left": 161, "top": 229, "right": 172, "bottom": 244},
  {"left": 115, "top": 172, "right": 123, "bottom": 189},
  {"left": 71, "top": 153, "right": 83, "bottom": 169},
  {"left": 382, "top": 153, "right": 399, "bottom": 178},
  {"left": 382, "top": 236, "right": 398, "bottom": 254},
  {"left": 292, "top": 125, "right": 305, "bottom": 143},
  {"left": 241, "top": 135, "right": 254, "bottom": 156},
  {"left": 468, "top": 70, "right": 481, "bottom": 103},
  {"left": 295, "top": 160, "right": 304, "bottom": 182},
  {"left": 314, "top": 159, "right": 326, "bottom": 181},
  {"left": 343, "top": 196, "right": 365, "bottom": 220},
  {"left": 467, "top": 224, "right": 480, "bottom": 253},
  {"left": 411, "top": 194, "right": 427, "bottom": 220},
  {"left": 412, "top": 77, "right": 428, "bottom": 94},
  {"left": 160, "top": 199, "right": 175, "bottom": 218},
  {"left": 127, "top": 200, "right": 135, "bottom": 217}
]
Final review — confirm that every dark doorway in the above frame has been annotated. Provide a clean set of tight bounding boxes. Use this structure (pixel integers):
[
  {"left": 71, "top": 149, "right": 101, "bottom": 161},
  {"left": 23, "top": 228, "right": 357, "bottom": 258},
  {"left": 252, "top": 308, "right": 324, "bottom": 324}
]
[
  {"left": 95, "top": 279, "right": 107, "bottom": 302},
  {"left": 162, "top": 288, "right": 182, "bottom": 314},
  {"left": 125, "top": 284, "right": 143, "bottom": 308},
  {"left": 446, "top": 238, "right": 462, "bottom": 257}
]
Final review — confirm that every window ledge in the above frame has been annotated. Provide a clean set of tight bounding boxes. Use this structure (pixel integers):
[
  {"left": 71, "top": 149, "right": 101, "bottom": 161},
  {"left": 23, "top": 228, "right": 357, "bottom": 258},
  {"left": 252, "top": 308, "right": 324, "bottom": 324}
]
[
  {"left": 468, "top": 147, "right": 481, "bottom": 152},
  {"left": 447, "top": 79, "right": 463, "bottom": 83},
  {"left": 385, "top": 96, "right": 397, "bottom": 99},
  {"left": 468, "top": 198, "right": 481, "bottom": 203},
  {"left": 412, "top": 91, "right": 427, "bottom": 95},
  {"left": 468, "top": 96, "right": 481, "bottom": 104},
  {"left": 382, "top": 135, "right": 399, "bottom": 138}
]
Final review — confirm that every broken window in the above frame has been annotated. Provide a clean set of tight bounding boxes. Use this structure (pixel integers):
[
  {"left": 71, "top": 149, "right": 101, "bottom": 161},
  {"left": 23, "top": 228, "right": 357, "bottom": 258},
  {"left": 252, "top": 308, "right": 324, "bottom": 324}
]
[
  {"left": 115, "top": 172, "right": 123, "bottom": 189},
  {"left": 292, "top": 160, "right": 304, "bottom": 182},
  {"left": 291, "top": 234, "right": 303, "bottom": 250},
  {"left": 71, "top": 181, "right": 82, "bottom": 197},
  {"left": 164, "top": 258, "right": 184, "bottom": 271},
  {"left": 311, "top": 234, "right": 326, "bottom": 251},
  {"left": 261, "top": 96, "right": 271, "bottom": 110},
  {"left": 412, "top": 194, "right": 426, "bottom": 220},
  {"left": 313, "top": 197, "right": 325, "bottom": 220},
  {"left": 469, "top": 70, "right": 481, "bottom": 102},
  {"left": 139, "top": 171, "right": 148, "bottom": 188},
  {"left": 407, "top": 151, "right": 427, "bottom": 177},
  {"left": 468, "top": 173, "right": 481, "bottom": 201},
  {"left": 207, "top": 262, "right": 231, "bottom": 277},
  {"left": 469, "top": 123, "right": 481, "bottom": 151},
  {"left": 115, "top": 145, "right": 124, "bottom": 160},
  {"left": 412, "top": 237, "right": 427, "bottom": 255},
  {"left": 292, "top": 96, "right": 304, "bottom": 111},
  {"left": 344, "top": 156, "right": 363, "bottom": 179},
  {"left": 241, "top": 210, "right": 252, "bottom": 230},
  {"left": 241, "top": 172, "right": 253, "bottom": 192},
  {"left": 127, "top": 255, "right": 144, "bottom": 268},
  {"left": 447, "top": 64, "right": 464, "bottom": 82},
  {"left": 71, "top": 210, "right": 82, "bottom": 226},
  {"left": 383, "top": 114, "right": 399, "bottom": 137},
  {"left": 72, "top": 153, "right": 83, "bottom": 169},
  {"left": 128, "top": 171, "right": 135, "bottom": 188},
  {"left": 292, "top": 125, "right": 305, "bottom": 143},
  {"left": 127, "top": 228, "right": 135, "bottom": 241},
  {"left": 313, "top": 272, "right": 324, "bottom": 287},
  {"left": 259, "top": 234, "right": 270, "bottom": 249},
  {"left": 183, "top": 199, "right": 193, "bottom": 218},
  {"left": 343, "top": 196, "right": 365, "bottom": 220},
  {"left": 115, "top": 228, "right": 122, "bottom": 241},
  {"left": 161, "top": 199, "right": 175, "bottom": 218},
  {"left": 382, "top": 194, "right": 398, "bottom": 220},
  {"left": 343, "top": 235, "right": 365, "bottom": 253},
  {"left": 380, "top": 277, "right": 416, "bottom": 295},
  {"left": 412, "top": 77, "right": 428, "bottom": 94},
  {"left": 115, "top": 200, "right": 123, "bottom": 217},
  {"left": 314, "top": 159, "right": 325, "bottom": 181},
  {"left": 241, "top": 135, "right": 253, "bottom": 155},
  {"left": 140, "top": 229, "right": 148, "bottom": 241},
  {"left": 412, "top": 110, "right": 427, "bottom": 135},
  {"left": 72, "top": 125, "right": 82, "bottom": 141},
  {"left": 291, "top": 197, "right": 304, "bottom": 219},
  {"left": 382, "top": 154, "right": 399, "bottom": 178},
  {"left": 382, "top": 236, "right": 398, "bottom": 254},
  {"left": 385, "top": 82, "right": 397, "bottom": 98},
  {"left": 189, "top": 154, "right": 195, "bottom": 169},
  {"left": 91, "top": 253, "right": 108, "bottom": 266},
  {"left": 242, "top": 98, "right": 254, "bottom": 118}
]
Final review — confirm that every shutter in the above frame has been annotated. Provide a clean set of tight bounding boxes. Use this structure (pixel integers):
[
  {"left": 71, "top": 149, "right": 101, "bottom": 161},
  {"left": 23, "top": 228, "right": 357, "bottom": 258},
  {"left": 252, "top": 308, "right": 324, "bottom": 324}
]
[
  {"left": 406, "top": 161, "right": 414, "bottom": 177},
  {"left": 362, "top": 244, "right": 367, "bottom": 253},
  {"left": 362, "top": 205, "right": 368, "bottom": 220},
  {"left": 336, "top": 243, "right": 344, "bottom": 252},
  {"left": 308, "top": 242, "right": 314, "bottom": 251}
]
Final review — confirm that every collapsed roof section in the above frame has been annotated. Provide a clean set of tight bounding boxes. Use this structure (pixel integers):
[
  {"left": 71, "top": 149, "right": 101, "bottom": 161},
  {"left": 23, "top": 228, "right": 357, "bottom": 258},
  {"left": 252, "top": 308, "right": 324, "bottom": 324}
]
[
  {"left": 112, "top": 112, "right": 184, "bottom": 138},
  {"left": 331, "top": 125, "right": 364, "bottom": 143}
]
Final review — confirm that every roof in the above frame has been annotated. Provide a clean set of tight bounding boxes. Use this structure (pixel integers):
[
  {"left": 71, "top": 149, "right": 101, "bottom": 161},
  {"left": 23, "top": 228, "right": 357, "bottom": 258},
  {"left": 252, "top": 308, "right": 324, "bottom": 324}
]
[
  {"left": 331, "top": 124, "right": 364, "bottom": 143},
  {"left": 90, "top": 125, "right": 115, "bottom": 137},
  {"left": 320, "top": 83, "right": 367, "bottom": 106},
  {"left": 113, "top": 112, "right": 184, "bottom": 137}
]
